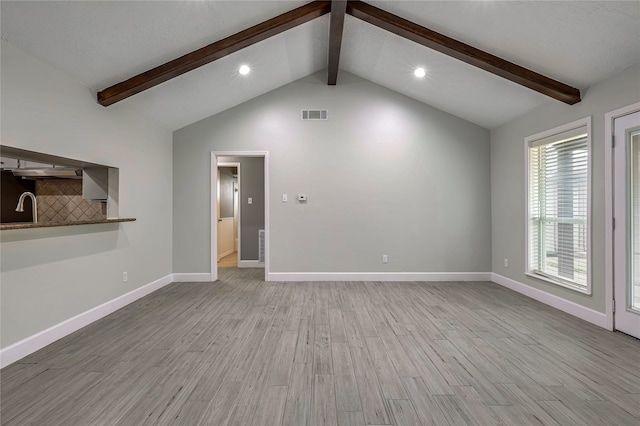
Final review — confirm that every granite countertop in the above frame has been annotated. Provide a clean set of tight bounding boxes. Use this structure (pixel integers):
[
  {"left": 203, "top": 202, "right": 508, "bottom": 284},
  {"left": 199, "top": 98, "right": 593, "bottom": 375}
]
[{"left": 0, "top": 218, "right": 136, "bottom": 230}]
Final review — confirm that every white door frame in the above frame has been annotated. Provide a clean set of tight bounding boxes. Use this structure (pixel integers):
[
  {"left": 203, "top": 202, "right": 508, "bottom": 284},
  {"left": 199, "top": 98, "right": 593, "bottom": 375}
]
[
  {"left": 605, "top": 102, "right": 640, "bottom": 331},
  {"left": 218, "top": 161, "right": 241, "bottom": 263},
  {"left": 211, "top": 151, "right": 269, "bottom": 282}
]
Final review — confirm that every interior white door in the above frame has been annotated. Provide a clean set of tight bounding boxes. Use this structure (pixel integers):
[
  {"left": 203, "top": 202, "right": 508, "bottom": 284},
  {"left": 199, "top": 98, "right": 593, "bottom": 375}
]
[
  {"left": 217, "top": 218, "right": 234, "bottom": 260},
  {"left": 614, "top": 110, "right": 640, "bottom": 338}
]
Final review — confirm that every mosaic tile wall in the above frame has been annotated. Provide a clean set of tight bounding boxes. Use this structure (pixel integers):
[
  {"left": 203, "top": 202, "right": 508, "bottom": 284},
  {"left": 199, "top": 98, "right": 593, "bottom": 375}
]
[{"left": 36, "top": 181, "right": 106, "bottom": 223}]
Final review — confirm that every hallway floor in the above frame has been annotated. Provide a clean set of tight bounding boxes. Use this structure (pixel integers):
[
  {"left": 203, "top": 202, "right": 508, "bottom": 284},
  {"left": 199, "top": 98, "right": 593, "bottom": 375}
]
[{"left": 218, "top": 252, "right": 237, "bottom": 268}]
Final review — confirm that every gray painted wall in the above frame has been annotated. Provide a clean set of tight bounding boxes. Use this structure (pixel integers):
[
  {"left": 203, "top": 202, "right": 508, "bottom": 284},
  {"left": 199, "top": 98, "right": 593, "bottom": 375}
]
[
  {"left": 0, "top": 41, "right": 173, "bottom": 349},
  {"left": 491, "top": 64, "right": 640, "bottom": 313},
  {"left": 219, "top": 156, "right": 265, "bottom": 260},
  {"left": 173, "top": 71, "right": 491, "bottom": 274}
]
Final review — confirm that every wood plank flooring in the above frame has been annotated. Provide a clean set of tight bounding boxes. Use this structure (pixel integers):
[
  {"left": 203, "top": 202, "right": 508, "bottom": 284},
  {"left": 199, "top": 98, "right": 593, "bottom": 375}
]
[{"left": 2, "top": 268, "right": 639, "bottom": 425}]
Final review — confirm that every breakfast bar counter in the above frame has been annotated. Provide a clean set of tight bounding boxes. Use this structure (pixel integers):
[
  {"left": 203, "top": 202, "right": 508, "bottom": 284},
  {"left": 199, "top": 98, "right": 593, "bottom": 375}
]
[{"left": 0, "top": 218, "right": 136, "bottom": 231}]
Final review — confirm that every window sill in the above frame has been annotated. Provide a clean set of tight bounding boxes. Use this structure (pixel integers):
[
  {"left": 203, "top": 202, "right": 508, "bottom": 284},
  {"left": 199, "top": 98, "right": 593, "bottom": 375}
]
[{"left": 524, "top": 271, "right": 591, "bottom": 295}]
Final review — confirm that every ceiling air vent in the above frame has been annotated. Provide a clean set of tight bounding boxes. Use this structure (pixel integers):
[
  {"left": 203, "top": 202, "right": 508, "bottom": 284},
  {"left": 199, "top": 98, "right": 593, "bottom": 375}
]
[{"left": 301, "top": 109, "right": 328, "bottom": 120}]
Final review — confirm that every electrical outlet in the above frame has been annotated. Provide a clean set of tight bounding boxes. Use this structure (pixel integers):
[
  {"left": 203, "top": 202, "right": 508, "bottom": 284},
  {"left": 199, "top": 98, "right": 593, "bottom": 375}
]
[
  {"left": 123, "top": 271, "right": 128, "bottom": 282},
  {"left": 504, "top": 258, "right": 509, "bottom": 268},
  {"left": 382, "top": 254, "right": 388, "bottom": 264}
]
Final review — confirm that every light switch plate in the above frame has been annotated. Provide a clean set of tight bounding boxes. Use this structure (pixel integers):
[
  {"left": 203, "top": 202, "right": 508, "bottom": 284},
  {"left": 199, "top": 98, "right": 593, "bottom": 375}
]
[
  {"left": 248, "top": 197, "right": 253, "bottom": 205},
  {"left": 282, "top": 194, "right": 288, "bottom": 202}
]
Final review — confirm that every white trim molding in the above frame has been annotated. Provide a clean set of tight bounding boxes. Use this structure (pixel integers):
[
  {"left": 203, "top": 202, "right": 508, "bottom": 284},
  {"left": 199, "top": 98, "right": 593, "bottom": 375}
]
[
  {"left": 491, "top": 273, "right": 607, "bottom": 328},
  {"left": 172, "top": 273, "right": 213, "bottom": 282},
  {"left": 218, "top": 249, "right": 235, "bottom": 260},
  {"left": 268, "top": 272, "right": 492, "bottom": 282},
  {"left": 238, "top": 260, "right": 265, "bottom": 268},
  {"left": 0, "top": 274, "right": 174, "bottom": 369}
]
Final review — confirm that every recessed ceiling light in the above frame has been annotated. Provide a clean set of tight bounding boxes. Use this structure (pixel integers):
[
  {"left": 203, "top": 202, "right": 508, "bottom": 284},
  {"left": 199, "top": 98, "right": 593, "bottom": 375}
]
[
  {"left": 239, "top": 65, "right": 250, "bottom": 75},
  {"left": 414, "top": 67, "right": 426, "bottom": 78}
]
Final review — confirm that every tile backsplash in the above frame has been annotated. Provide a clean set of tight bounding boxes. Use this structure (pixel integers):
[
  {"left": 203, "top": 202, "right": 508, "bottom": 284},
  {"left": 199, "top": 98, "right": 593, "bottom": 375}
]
[{"left": 36, "top": 181, "right": 106, "bottom": 223}]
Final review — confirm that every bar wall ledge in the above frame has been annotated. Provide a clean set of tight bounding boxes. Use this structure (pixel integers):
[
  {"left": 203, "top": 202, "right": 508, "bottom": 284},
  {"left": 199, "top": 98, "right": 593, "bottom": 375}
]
[{"left": 0, "top": 218, "right": 136, "bottom": 231}]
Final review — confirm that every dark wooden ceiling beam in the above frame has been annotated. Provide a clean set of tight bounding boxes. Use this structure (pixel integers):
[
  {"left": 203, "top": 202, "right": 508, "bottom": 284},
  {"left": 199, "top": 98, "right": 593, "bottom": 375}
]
[
  {"left": 346, "top": 1, "right": 581, "bottom": 104},
  {"left": 98, "top": 1, "right": 331, "bottom": 106},
  {"left": 327, "top": 0, "right": 347, "bottom": 85}
]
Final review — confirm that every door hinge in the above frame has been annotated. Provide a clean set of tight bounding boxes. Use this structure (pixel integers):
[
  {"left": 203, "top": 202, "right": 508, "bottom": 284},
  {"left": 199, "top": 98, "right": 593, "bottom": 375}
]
[
  {"left": 612, "top": 135, "right": 615, "bottom": 148},
  {"left": 613, "top": 217, "right": 616, "bottom": 230},
  {"left": 612, "top": 300, "right": 616, "bottom": 313}
]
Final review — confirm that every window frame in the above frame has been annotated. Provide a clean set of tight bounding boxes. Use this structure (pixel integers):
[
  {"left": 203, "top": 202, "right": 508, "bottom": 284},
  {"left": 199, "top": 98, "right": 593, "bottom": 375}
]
[{"left": 525, "top": 117, "right": 592, "bottom": 295}]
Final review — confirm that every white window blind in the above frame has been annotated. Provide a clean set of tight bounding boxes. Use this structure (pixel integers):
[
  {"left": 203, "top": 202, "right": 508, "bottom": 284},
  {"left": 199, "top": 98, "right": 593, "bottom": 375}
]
[{"left": 527, "top": 121, "right": 590, "bottom": 291}]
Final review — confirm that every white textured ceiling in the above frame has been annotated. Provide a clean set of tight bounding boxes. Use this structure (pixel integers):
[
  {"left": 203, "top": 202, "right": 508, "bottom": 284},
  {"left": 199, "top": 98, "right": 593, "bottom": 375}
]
[{"left": 2, "top": 1, "right": 639, "bottom": 130}]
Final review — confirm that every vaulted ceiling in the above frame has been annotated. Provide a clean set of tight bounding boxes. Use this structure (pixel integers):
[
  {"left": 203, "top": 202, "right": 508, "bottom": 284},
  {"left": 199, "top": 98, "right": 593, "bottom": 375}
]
[{"left": 2, "top": 1, "right": 639, "bottom": 131}]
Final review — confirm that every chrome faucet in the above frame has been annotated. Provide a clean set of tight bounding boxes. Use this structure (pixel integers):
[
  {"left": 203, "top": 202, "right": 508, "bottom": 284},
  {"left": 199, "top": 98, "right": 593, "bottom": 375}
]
[{"left": 16, "top": 192, "right": 38, "bottom": 223}]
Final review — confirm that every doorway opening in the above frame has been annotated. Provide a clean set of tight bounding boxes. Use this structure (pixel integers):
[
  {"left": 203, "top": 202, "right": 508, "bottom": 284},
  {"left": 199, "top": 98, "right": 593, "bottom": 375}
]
[
  {"left": 211, "top": 151, "right": 269, "bottom": 282},
  {"left": 217, "top": 162, "right": 239, "bottom": 268}
]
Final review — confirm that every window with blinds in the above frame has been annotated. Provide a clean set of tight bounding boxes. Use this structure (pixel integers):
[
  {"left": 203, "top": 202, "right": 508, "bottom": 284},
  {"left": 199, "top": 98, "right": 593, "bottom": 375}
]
[{"left": 526, "top": 117, "right": 591, "bottom": 293}]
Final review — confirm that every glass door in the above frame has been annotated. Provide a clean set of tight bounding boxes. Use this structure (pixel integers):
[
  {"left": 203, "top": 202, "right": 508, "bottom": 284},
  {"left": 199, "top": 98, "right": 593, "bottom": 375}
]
[{"left": 614, "top": 110, "right": 640, "bottom": 338}]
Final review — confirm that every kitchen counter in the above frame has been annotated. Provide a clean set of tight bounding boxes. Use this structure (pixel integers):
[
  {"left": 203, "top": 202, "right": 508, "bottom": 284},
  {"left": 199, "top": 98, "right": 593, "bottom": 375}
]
[{"left": 0, "top": 218, "right": 136, "bottom": 230}]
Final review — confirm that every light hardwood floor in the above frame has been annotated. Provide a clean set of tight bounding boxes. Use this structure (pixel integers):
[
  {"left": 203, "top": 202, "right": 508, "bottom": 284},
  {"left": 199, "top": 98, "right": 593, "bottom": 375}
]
[
  {"left": 218, "top": 252, "right": 238, "bottom": 268},
  {"left": 1, "top": 268, "right": 639, "bottom": 425}
]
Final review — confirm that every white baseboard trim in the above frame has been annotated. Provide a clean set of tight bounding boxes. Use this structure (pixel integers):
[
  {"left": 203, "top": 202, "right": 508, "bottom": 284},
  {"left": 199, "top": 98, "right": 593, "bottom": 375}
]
[
  {"left": 238, "top": 260, "right": 265, "bottom": 269},
  {"left": 218, "top": 249, "right": 235, "bottom": 260},
  {"left": 491, "top": 273, "right": 607, "bottom": 328},
  {"left": 172, "top": 273, "right": 213, "bottom": 282},
  {"left": 267, "top": 272, "right": 492, "bottom": 282},
  {"left": 0, "top": 274, "right": 174, "bottom": 369}
]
